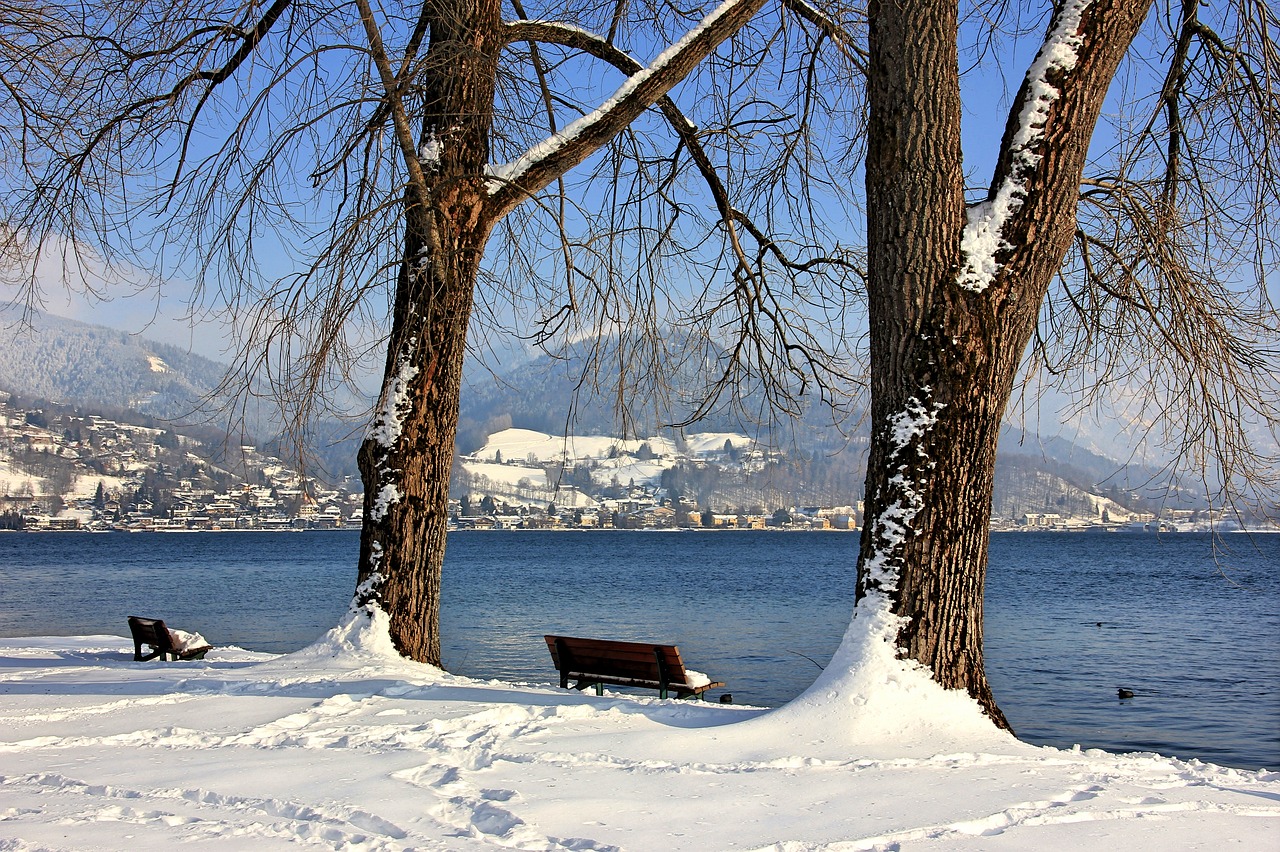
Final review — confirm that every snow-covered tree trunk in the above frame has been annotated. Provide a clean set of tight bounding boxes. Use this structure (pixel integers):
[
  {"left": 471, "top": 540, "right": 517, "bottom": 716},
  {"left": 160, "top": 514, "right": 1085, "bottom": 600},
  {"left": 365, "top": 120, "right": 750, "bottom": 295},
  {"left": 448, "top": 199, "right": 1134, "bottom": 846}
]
[
  {"left": 855, "top": 0, "right": 1152, "bottom": 726},
  {"left": 353, "top": 0, "right": 501, "bottom": 665},
  {"left": 354, "top": 207, "right": 490, "bottom": 665}
]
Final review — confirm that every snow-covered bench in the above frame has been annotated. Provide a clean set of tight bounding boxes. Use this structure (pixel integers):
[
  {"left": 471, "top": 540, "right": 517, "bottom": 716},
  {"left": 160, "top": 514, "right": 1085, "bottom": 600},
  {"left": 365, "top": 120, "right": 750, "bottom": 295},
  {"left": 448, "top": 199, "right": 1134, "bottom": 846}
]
[
  {"left": 544, "top": 635, "right": 724, "bottom": 700},
  {"left": 128, "top": 616, "right": 212, "bottom": 662}
]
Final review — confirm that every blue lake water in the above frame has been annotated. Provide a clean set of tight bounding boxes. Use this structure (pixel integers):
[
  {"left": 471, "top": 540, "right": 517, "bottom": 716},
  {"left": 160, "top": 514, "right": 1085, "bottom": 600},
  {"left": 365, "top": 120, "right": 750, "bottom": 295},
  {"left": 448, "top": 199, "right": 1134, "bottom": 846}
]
[{"left": 0, "top": 529, "right": 1276, "bottom": 770}]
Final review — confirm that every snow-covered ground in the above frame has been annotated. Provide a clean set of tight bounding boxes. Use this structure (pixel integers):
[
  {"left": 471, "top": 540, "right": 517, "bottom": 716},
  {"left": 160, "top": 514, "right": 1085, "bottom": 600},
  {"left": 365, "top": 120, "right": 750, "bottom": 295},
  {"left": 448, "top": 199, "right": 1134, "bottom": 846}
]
[
  {"left": 591, "top": 456, "right": 668, "bottom": 486},
  {"left": 463, "top": 461, "right": 549, "bottom": 488},
  {"left": 68, "top": 472, "right": 130, "bottom": 500},
  {"left": 474, "top": 428, "right": 648, "bottom": 462},
  {"left": 681, "top": 432, "right": 753, "bottom": 455},
  {"left": 461, "top": 427, "right": 755, "bottom": 504},
  {"left": 473, "top": 427, "right": 750, "bottom": 465},
  {"left": 458, "top": 460, "right": 598, "bottom": 509},
  {"left": 0, "top": 458, "right": 36, "bottom": 496},
  {"left": 2, "top": 613, "right": 1275, "bottom": 850},
  {"left": 0, "top": 461, "right": 129, "bottom": 502}
]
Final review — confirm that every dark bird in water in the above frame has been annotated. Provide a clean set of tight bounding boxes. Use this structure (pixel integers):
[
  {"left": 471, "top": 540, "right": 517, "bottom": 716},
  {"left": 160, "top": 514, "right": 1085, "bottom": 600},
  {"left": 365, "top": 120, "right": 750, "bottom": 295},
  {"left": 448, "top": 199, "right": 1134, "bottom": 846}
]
[{"left": 1117, "top": 688, "right": 1135, "bottom": 699}]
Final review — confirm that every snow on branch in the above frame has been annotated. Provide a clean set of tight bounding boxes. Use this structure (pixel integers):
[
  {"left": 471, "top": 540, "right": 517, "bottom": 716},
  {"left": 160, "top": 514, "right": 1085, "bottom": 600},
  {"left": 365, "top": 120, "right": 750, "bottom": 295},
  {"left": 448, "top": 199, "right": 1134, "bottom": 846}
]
[
  {"left": 487, "top": 0, "right": 765, "bottom": 215},
  {"left": 778, "top": 0, "right": 867, "bottom": 71},
  {"left": 957, "top": 0, "right": 1092, "bottom": 294}
]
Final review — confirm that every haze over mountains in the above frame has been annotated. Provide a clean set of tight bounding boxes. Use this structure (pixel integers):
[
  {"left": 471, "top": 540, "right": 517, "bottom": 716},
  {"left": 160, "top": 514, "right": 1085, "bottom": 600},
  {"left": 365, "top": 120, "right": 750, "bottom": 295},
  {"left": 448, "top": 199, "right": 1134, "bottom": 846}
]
[
  {"left": 0, "top": 309, "right": 1207, "bottom": 521},
  {"left": 0, "top": 307, "right": 226, "bottom": 422}
]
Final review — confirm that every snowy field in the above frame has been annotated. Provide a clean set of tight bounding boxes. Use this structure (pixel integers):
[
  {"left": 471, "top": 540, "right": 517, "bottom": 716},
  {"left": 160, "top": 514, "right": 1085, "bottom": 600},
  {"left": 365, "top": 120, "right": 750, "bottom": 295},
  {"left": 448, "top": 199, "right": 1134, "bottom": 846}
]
[
  {"left": 2, "top": 614, "right": 1276, "bottom": 851},
  {"left": 460, "top": 461, "right": 550, "bottom": 488},
  {"left": 472, "top": 428, "right": 751, "bottom": 465},
  {"left": 0, "top": 460, "right": 129, "bottom": 503}
]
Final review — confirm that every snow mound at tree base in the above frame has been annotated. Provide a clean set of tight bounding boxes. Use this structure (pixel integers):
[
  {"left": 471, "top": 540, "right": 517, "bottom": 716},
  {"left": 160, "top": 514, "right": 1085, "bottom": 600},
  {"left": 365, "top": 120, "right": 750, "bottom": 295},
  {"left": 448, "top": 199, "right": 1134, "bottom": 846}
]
[
  {"left": 267, "top": 605, "right": 445, "bottom": 679},
  {"left": 740, "top": 599, "right": 1024, "bottom": 760},
  {"left": 277, "top": 597, "right": 1019, "bottom": 763}
]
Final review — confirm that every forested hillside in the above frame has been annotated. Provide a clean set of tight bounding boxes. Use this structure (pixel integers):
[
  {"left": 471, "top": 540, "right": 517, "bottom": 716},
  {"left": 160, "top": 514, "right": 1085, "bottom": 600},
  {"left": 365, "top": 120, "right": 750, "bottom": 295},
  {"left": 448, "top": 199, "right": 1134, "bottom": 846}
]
[{"left": 0, "top": 308, "right": 225, "bottom": 420}]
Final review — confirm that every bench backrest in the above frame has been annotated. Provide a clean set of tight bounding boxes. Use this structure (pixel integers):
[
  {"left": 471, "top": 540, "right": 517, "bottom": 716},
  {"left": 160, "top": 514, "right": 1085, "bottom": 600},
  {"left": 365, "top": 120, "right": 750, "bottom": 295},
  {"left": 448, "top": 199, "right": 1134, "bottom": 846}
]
[
  {"left": 128, "top": 616, "right": 176, "bottom": 652},
  {"left": 544, "top": 635, "right": 692, "bottom": 686}
]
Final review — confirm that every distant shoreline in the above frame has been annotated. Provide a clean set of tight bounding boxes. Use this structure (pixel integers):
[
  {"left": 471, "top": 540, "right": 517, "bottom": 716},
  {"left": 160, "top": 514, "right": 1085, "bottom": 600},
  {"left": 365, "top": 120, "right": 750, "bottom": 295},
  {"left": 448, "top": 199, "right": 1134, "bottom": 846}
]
[{"left": 2, "top": 525, "right": 1273, "bottom": 534}]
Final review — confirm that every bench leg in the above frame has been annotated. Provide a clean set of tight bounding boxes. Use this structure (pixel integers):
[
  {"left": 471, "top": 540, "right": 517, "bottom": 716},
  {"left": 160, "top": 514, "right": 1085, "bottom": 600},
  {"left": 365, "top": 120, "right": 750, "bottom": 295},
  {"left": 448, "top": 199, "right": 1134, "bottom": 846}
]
[{"left": 594, "top": 684, "right": 603, "bottom": 696}]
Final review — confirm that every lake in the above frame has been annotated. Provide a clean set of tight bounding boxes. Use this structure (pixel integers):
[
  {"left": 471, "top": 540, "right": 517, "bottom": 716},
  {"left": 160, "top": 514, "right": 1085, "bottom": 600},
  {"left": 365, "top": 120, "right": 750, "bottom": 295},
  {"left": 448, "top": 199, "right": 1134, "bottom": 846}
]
[{"left": 0, "top": 529, "right": 1276, "bottom": 769}]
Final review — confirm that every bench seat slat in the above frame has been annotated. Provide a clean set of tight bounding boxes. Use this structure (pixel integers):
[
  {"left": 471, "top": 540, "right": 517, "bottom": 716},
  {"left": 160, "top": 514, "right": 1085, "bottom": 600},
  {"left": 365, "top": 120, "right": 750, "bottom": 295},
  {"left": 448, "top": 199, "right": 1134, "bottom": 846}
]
[
  {"left": 564, "top": 671, "right": 726, "bottom": 691},
  {"left": 560, "top": 657, "right": 674, "bottom": 676},
  {"left": 558, "top": 648, "right": 676, "bottom": 664}
]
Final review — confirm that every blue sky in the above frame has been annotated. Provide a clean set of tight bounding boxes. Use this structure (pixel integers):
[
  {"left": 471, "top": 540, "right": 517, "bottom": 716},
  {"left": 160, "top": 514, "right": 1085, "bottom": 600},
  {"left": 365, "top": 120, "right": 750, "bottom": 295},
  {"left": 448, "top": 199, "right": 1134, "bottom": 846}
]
[
  {"left": 18, "top": 4, "right": 1028, "bottom": 360},
  {"left": 7, "top": 0, "right": 1269, "bottom": 471}
]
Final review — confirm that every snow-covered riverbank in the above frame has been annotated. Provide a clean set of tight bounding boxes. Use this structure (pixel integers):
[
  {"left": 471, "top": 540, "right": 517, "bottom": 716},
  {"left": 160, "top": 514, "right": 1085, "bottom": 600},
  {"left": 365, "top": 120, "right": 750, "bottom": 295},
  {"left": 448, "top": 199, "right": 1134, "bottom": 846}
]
[{"left": 2, "top": 617, "right": 1275, "bottom": 850}]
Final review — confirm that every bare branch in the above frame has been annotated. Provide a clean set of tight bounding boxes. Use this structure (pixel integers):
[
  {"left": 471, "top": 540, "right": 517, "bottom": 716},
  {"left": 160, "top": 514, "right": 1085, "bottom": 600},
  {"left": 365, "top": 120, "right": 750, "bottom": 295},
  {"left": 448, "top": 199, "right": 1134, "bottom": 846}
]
[
  {"left": 352, "top": 0, "right": 429, "bottom": 210},
  {"left": 487, "top": 0, "right": 768, "bottom": 219}
]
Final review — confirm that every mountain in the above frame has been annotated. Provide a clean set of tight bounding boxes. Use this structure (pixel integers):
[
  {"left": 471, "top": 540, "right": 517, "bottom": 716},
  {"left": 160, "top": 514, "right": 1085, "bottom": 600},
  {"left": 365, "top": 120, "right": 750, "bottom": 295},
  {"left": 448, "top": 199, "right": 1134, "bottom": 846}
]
[
  {"left": 456, "top": 335, "right": 867, "bottom": 455},
  {"left": 0, "top": 307, "right": 227, "bottom": 422},
  {"left": 455, "top": 344, "right": 1212, "bottom": 520},
  {"left": 0, "top": 388, "right": 361, "bottom": 529},
  {"left": 0, "top": 310, "right": 1209, "bottom": 521}
]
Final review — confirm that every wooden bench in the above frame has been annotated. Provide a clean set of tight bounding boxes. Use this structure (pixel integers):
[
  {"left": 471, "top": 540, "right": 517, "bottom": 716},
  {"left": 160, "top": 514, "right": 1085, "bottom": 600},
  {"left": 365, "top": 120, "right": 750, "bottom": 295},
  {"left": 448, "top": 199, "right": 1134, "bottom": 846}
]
[
  {"left": 545, "top": 635, "right": 725, "bottom": 700},
  {"left": 128, "top": 616, "right": 211, "bottom": 662}
]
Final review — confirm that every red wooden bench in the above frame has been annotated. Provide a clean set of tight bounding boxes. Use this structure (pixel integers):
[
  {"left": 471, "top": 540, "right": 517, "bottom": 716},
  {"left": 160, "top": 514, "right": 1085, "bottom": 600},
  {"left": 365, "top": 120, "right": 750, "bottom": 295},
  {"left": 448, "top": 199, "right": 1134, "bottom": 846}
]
[{"left": 545, "top": 634, "right": 724, "bottom": 699}]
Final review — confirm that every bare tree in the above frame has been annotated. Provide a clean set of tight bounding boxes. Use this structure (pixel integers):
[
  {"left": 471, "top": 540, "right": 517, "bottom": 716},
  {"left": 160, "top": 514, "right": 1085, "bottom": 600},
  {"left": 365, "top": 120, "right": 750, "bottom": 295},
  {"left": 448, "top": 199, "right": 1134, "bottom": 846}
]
[
  {"left": 857, "top": 0, "right": 1276, "bottom": 728},
  {"left": 681, "top": 0, "right": 1278, "bottom": 727},
  {"left": 0, "top": 0, "right": 769, "bottom": 664}
]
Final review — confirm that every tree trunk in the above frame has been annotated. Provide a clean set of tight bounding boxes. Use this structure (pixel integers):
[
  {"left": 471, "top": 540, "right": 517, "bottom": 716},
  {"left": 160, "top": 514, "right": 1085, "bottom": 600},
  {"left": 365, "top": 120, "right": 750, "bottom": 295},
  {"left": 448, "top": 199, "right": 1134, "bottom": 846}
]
[
  {"left": 859, "top": 0, "right": 1152, "bottom": 728},
  {"left": 353, "top": 235, "right": 478, "bottom": 666},
  {"left": 353, "top": 0, "right": 502, "bottom": 666}
]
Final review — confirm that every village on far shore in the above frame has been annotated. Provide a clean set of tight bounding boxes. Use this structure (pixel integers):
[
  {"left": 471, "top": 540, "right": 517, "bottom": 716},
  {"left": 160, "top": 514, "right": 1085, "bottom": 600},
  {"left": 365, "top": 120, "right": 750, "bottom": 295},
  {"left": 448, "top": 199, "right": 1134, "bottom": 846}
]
[{"left": 0, "top": 391, "right": 1243, "bottom": 534}]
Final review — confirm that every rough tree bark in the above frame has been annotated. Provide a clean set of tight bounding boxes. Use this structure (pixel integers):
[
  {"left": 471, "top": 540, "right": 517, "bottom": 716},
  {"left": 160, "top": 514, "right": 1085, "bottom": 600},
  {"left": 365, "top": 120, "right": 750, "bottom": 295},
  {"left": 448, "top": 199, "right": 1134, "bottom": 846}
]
[
  {"left": 352, "top": 0, "right": 502, "bottom": 667},
  {"left": 859, "top": 0, "right": 1153, "bottom": 727}
]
